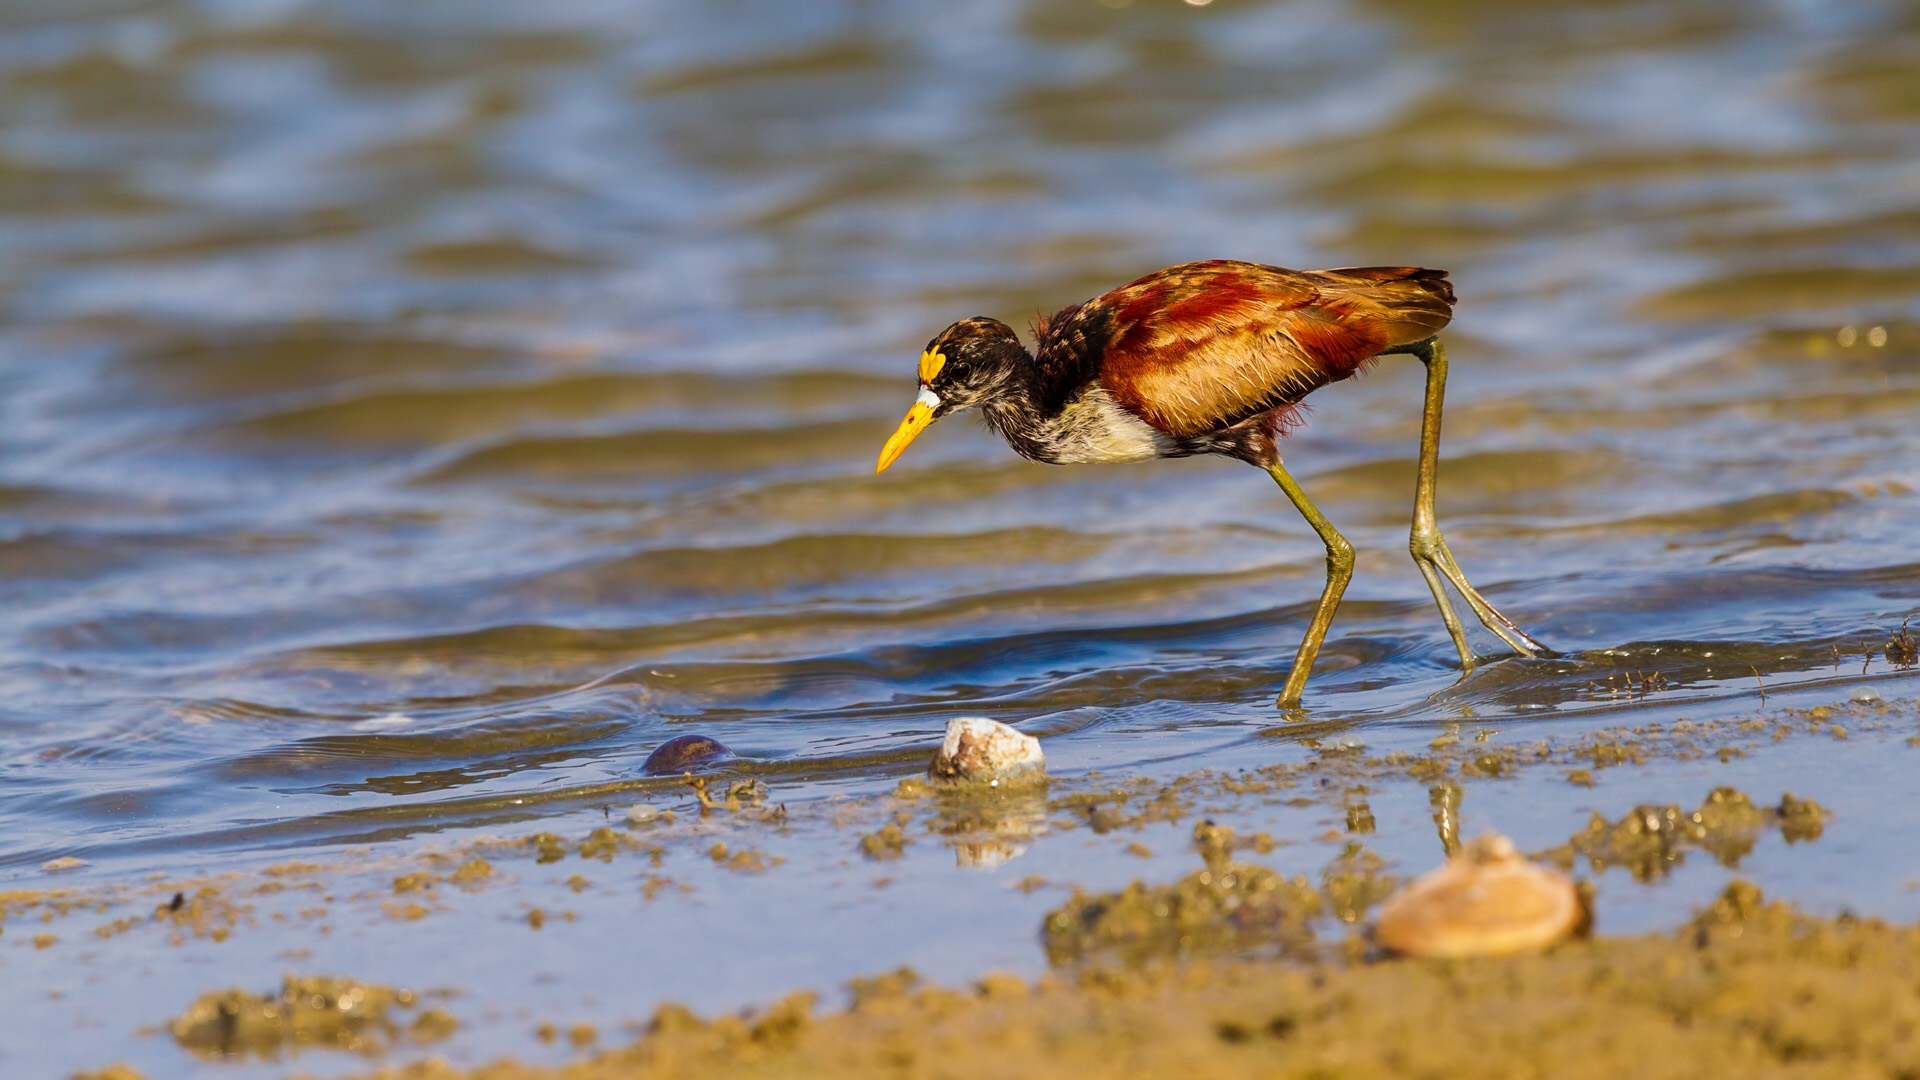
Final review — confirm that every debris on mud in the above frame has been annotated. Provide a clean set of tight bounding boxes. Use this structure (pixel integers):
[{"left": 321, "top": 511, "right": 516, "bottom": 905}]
[
  {"left": 1344, "top": 800, "right": 1375, "bottom": 834},
  {"left": 448, "top": 857, "right": 493, "bottom": 888},
  {"left": 688, "top": 775, "right": 772, "bottom": 814},
  {"left": 580, "top": 827, "right": 623, "bottom": 861},
  {"left": 1041, "top": 821, "right": 1323, "bottom": 967},
  {"left": 1887, "top": 618, "right": 1918, "bottom": 667},
  {"left": 168, "top": 975, "right": 454, "bottom": 1059},
  {"left": 1321, "top": 842, "right": 1399, "bottom": 924},
  {"left": 1538, "top": 787, "right": 1828, "bottom": 880},
  {"left": 1778, "top": 792, "right": 1829, "bottom": 843},
  {"left": 858, "top": 823, "right": 907, "bottom": 861},
  {"left": 528, "top": 833, "right": 569, "bottom": 864},
  {"left": 156, "top": 885, "right": 248, "bottom": 944},
  {"left": 706, "top": 843, "right": 779, "bottom": 874},
  {"left": 1586, "top": 669, "right": 1670, "bottom": 699}
]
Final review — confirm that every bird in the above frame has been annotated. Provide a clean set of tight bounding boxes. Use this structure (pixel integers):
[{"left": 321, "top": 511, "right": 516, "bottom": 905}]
[{"left": 874, "top": 259, "right": 1553, "bottom": 709}]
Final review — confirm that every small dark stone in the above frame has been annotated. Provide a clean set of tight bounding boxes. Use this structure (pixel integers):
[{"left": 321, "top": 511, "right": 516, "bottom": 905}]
[
  {"left": 169, "top": 891, "right": 185, "bottom": 912},
  {"left": 642, "top": 734, "right": 732, "bottom": 775}
]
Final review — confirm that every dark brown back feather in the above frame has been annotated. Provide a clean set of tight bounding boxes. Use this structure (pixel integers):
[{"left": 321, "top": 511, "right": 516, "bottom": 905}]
[{"left": 1036, "top": 260, "right": 1455, "bottom": 438}]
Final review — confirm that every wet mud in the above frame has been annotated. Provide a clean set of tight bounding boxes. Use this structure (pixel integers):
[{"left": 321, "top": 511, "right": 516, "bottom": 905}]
[
  {"left": 333, "top": 883, "right": 1920, "bottom": 1080},
  {"left": 41, "top": 698, "right": 1914, "bottom": 1079}
]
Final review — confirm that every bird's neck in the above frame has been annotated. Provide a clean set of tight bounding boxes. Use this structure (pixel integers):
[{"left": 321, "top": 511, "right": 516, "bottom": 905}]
[{"left": 975, "top": 350, "right": 1060, "bottom": 462}]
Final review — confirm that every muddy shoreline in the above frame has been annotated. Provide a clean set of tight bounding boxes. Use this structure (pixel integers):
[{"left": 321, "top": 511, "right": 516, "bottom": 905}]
[
  {"left": 317, "top": 880, "right": 1915, "bottom": 1080},
  {"left": 37, "top": 693, "right": 1916, "bottom": 1079}
]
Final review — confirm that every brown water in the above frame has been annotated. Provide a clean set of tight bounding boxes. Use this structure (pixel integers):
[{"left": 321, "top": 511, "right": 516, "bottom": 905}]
[{"left": 3, "top": 0, "right": 1920, "bottom": 1076}]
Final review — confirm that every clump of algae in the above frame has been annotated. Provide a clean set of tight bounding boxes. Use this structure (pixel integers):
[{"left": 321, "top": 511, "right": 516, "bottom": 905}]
[
  {"left": 448, "top": 857, "right": 493, "bottom": 888},
  {"left": 858, "top": 823, "right": 907, "bottom": 861},
  {"left": 1041, "top": 821, "right": 1325, "bottom": 966},
  {"left": 155, "top": 884, "right": 248, "bottom": 944},
  {"left": 332, "top": 882, "right": 1920, "bottom": 1080},
  {"left": 169, "top": 975, "right": 455, "bottom": 1059},
  {"left": 1539, "top": 786, "right": 1828, "bottom": 881}
]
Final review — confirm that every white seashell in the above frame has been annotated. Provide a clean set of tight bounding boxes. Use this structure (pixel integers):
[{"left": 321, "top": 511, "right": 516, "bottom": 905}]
[{"left": 927, "top": 717, "right": 1046, "bottom": 788}]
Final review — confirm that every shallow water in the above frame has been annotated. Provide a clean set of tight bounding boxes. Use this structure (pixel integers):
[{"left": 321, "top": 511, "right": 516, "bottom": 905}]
[{"left": 2, "top": 0, "right": 1920, "bottom": 1076}]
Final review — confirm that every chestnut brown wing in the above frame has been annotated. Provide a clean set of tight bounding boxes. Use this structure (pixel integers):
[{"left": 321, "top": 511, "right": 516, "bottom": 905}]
[{"left": 1094, "top": 261, "right": 1453, "bottom": 439}]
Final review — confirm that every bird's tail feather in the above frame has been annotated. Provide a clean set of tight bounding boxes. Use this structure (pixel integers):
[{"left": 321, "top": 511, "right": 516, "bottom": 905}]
[{"left": 1321, "top": 266, "right": 1455, "bottom": 347}]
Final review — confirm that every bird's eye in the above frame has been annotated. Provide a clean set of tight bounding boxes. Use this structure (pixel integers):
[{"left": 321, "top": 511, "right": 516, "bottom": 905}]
[{"left": 948, "top": 360, "right": 972, "bottom": 380}]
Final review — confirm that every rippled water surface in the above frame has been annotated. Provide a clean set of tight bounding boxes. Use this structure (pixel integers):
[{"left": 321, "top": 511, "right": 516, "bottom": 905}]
[{"left": 4, "top": 0, "right": 1920, "bottom": 1075}]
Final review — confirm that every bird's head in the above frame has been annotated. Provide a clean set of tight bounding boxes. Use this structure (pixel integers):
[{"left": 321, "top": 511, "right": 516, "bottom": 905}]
[{"left": 875, "top": 317, "right": 1026, "bottom": 473}]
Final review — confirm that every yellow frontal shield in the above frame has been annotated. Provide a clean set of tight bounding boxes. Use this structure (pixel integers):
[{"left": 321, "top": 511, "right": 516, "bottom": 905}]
[{"left": 876, "top": 387, "right": 941, "bottom": 474}]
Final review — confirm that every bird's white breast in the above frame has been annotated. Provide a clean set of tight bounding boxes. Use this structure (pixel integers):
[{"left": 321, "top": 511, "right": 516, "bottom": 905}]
[{"left": 1047, "top": 385, "right": 1176, "bottom": 464}]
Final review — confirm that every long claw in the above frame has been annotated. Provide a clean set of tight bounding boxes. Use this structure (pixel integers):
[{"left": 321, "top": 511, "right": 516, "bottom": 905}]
[
  {"left": 1413, "top": 554, "right": 1477, "bottom": 668},
  {"left": 1428, "top": 541, "right": 1553, "bottom": 658},
  {"left": 1406, "top": 338, "right": 1555, "bottom": 666}
]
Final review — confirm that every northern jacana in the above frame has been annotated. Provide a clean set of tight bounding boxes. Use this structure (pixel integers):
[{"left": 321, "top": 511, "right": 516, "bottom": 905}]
[{"left": 874, "top": 259, "right": 1553, "bottom": 708}]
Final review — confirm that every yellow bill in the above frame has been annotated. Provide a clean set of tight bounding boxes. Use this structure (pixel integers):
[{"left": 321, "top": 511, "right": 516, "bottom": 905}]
[{"left": 876, "top": 387, "right": 941, "bottom": 474}]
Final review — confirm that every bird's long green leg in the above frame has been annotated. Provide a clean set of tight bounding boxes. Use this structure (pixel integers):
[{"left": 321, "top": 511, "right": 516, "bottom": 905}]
[
  {"left": 1267, "top": 460, "right": 1355, "bottom": 709},
  {"left": 1406, "top": 339, "right": 1555, "bottom": 661},
  {"left": 1413, "top": 548, "right": 1475, "bottom": 667},
  {"left": 1405, "top": 339, "right": 1479, "bottom": 665}
]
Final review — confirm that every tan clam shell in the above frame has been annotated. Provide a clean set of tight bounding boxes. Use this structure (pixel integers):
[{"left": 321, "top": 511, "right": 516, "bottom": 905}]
[{"left": 1374, "top": 833, "right": 1583, "bottom": 958}]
